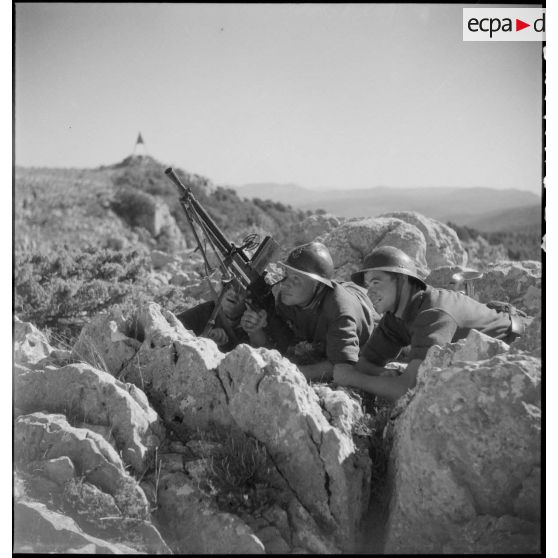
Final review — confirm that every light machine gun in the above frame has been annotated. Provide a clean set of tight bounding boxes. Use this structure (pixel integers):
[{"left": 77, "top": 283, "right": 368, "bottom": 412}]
[{"left": 164, "top": 167, "right": 280, "bottom": 341}]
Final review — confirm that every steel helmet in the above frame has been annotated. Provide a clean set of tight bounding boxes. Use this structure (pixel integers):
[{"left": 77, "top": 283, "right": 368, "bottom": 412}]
[
  {"left": 279, "top": 241, "right": 334, "bottom": 288},
  {"left": 351, "top": 246, "right": 426, "bottom": 289}
]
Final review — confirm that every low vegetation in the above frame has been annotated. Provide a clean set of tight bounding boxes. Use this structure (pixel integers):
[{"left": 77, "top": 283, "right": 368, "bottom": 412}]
[{"left": 447, "top": 221, "right": 541, "bottom": 261}]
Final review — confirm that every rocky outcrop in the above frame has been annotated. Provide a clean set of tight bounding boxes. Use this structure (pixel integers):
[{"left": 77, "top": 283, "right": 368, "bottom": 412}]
[
  {"left": 511, "top": 314, "right": 541, "bottom": 357},
  {"left": 218, "top": 346, "right": 371, "bottom": 549},
  {"left": 15, "top": 413, "right": 150, "bottom": 516},
  {"left": 427, "top": 260, "right": 541, "bottom": 316},
  {"left": 71, "top": 302, "right": 372, "bottom": 551},
  {"left": 15, "top": 363, "right": 164, "bottom": 473},
  {"left": 14, "top": 500, "right": 138, "bottom": 554},
  {"left": 156, "top": 471, "right": 266, "bottom": 554},
  {"left": 318, "top": 217, "right": 428, "bottom": 282},
  {"left": 384, "top": 339, "right": 541, "bottom": 554},
  {"left": 473, "top": 261, "right": 542, "bottom": 314},
  {"left": 14, "top": 467, "right": 170, "bottom": 554},
  {"left": 289, "top": 213, "right": 343, "bottom": 247},
  {"left": 379, "top": 211, "right": 467, "bottom": 269},
  {"left": 14, "top": 316, "right": 54, "bottom": 365}
]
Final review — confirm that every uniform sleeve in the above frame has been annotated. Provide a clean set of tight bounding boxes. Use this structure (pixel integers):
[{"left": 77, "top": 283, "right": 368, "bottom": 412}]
[
  {"left": 325, "top": 314, "right": 361, "bottom": 364},
  {"left": 408, "top": 308, "right": 459, "bottom": 361},
  {"left": 176, "top": 301, "right": 215, "bottom": 335},
  {"left": 360, "top": 317, "right": 405, "bottom": 367}
]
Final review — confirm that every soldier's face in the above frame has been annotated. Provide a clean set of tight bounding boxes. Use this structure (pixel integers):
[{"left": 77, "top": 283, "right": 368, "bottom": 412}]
[
  {"left": 364, "top": 270, "right": 398, "bottom": 314},
  {"left": 221, "top": 287, "right": 246, "bottom": 320},
  {"left": 280, "top": 270, "right": 316, "bottom": 307}
]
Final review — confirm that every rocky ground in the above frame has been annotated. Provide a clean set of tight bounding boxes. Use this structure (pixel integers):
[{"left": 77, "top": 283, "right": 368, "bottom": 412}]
[{"left": 14, "top": 161, "right": 541, "bottom": 553}]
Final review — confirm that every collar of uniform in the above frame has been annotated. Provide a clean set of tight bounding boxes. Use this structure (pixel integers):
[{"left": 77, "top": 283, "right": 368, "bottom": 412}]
[
  {"left": 300, "top": 281, "right": 332, "bottom": 311},
  {"left": 399, "top": 285, "right": 429, "bottom": 322}
]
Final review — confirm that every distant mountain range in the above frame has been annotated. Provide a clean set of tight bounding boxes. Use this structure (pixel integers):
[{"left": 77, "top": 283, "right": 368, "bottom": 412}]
[{"left": 231, "top": 183, "right": 542, "bottom": 233}]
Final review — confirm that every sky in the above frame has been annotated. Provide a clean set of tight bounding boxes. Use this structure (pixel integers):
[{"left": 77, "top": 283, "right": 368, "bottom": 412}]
[{"left": 15, "top": 3, "right": 543, "bottom": 193}]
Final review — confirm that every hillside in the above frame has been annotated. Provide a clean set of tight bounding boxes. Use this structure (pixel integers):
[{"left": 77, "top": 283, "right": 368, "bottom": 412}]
[
  {"left": 15, "top": 156, "right": 309, "bottom": 254},
  {"left": 232, "top": 183, "right": 541, "bottom": 228},
  {"left": 461, "top": 204, "right": 542, "bottom": 233}
]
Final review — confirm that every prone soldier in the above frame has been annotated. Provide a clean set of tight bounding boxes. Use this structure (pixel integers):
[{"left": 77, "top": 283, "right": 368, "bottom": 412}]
[
  {"left": 333, "top": 246, "right": 526, "bottom": 401},
  {"left": 241, "top": 241, "right": 375, "bottom": 382}
]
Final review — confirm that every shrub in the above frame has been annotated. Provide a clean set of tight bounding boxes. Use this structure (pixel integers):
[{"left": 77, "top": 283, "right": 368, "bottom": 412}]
[
  {"left": 201, "top": 430, "right": 282, "bottom": 515},
  {"left": 14, "top": 246, "right": 150, "bottom": 336}
]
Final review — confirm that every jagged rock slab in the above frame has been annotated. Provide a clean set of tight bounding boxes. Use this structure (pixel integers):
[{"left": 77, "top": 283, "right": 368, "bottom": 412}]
[
  {"left": 14, "top": 412, "right": 149, "bottom": 517},
  {"left": 75, "top": 303, "right": 233, "bottom": 435},
  {"left": 218, "top": 345, "right": 370, "bottom": 550},
  {"left": 318, "top": 217, "right": 429, "bottom": 281},
  {"left": 15, "top": 362, "right": 164, "bottom": 473},
  {"left": 379, "top": 211, "right": 467, "bottom": 269},
  {"left": 14, "top": 317, "right": 54, "bottom": 365},
  {"left": 156, "top": 471, "right": 265, "bottom": 554},
  {"left": 14, "top": 500, "right": 137, "bottom": 554},
  {"left": 384, "top": 353, "right": 541, "bottom": 554},
  {"left": 474, "top": 261, "right": 542, "bottom": 315}
]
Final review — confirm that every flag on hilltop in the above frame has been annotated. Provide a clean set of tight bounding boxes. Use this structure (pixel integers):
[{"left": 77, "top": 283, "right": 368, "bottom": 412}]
[{"left": 133, "top": 132, "right": 147, "bottom": 156}]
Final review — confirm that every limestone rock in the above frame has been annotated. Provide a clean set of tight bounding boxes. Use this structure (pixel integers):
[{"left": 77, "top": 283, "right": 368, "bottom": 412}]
[
  {"left": 14, "top": 500, "right": 137, "bottom": 554},
  {"left": 72, "top": 311, "right": 142, "bottom": 377},
  {"left": 319, "top": 217, "right": 428, "bottom": 282},
  {"left": 118, "top": 304, "right": 232, "bottom": 435},
  {"left": 75, "top": 303, "right": 233, "bottom": 436},
  {"left": 379, "top": 211, "right": 467, "bottom": 269},
  {"left": 289, "top": 213, "right": 342, "bottom": 247},
  {"left": 511, "top": 314, "right": 541, "bottom": 357},
  {"left": 15, "top": 362, "right": 164, "bottom": 473},
  {"left": 384, "top": 353, "right": 541, "bottom": 553},
  {"left": 40, "top": 456, "right": 76, "bottom": 485},
  {"left": 156, "top": 471, "right": 265, "bottom": 554},
  {"left": 417, "top": 329, "right": 510, "bottom": 380},
  {"left": 473, "top": 261, "right": 542, "bottom": 314},
  {"left": 218, "top": 345, "right": 370, "bottom": 550},
  {"left": 14, "top": 317, "right": 54, "bottom": 365},
  {"left": 14, "top": 413, "right": 150, "bottom": 518},
  {"left": 312, "top": 384, "right": 365, "bottom": 439}
]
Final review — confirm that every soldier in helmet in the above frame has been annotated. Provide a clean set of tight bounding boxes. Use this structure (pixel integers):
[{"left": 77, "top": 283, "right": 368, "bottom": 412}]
[
  {"left": 333, "top": 246, "right": 524, "bottom": 401},
  {"left": 240, "top": 241, "right": 374, "bottom": 381}
]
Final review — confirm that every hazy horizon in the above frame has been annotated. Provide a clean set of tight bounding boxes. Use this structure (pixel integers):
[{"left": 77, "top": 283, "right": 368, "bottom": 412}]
[{"left": 15, "top": 3, "right": 543, "bottom": 194}]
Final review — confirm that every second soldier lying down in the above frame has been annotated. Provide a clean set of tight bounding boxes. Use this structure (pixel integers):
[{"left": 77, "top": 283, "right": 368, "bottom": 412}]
[{"left": 240, "top": 241, "right": 375, "bottom": 382}]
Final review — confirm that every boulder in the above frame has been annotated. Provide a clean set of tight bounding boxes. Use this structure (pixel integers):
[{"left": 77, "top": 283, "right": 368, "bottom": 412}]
[
  {"left": 15, "top": 362, "right": 164, "bottom": 473},
  {"left": 379, "top": 211, "right": 467, "bottom": 269},
  {"left": 75, "top": 303, "right": 232, "bottom": 436},
  {"left": 72, "top": 311, "right": 142, "bottom": 377},
  {"left": 14, "top": 317, "right": 54, "bottom": 365},
  {"left": 72, "top": 303, "right": 371, "bottom": 549},
  {"left": 511, "top": 314, "right": 541, "bottom": 357},
  {"left": 384, "top": 352, "right": 541, "bottom": 554},
  {"left": 289, "top": 213, "right": 342, "bottom": 247},
  {"left": 416, "top": 329, "right": 510, "bottom": 377},
  {"left": 473, "top": 261, "right": 542, "bottom": 314},
  {"left": 14, "top": 413, "right": 150, "bottom": 518},
  {"left": 14, "top": 500, "right": 137, "bottom": 554},
  {"left": 218, "top": 345, "right": 370, "bottom": 550},
  {"left": 156, "top": 471, "right": 265, "bottom": 554},
  {"left": 318, "top": 217, "right": 428, "bottom": 282}
]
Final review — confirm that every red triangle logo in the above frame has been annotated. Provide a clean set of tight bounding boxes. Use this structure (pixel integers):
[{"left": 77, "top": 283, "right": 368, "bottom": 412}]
[{"left": 516, "top": 19, "right": 530, "bottom": 31}]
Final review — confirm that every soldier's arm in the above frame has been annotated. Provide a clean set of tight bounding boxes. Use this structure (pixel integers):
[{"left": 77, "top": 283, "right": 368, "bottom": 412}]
[{"left": 333, "top": 359, "right": 422, "bottom": 402}]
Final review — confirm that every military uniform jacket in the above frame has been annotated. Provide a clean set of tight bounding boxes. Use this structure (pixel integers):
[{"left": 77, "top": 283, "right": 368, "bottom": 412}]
[
  {"left": 176, "top": 301, "right": 248, "bottom": 352},
  {"left": 362, "top": 286, "right": 513, "bottom": 366},
  {"left": 275, "top": 281, "right": 374, "bottom": 364}
]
